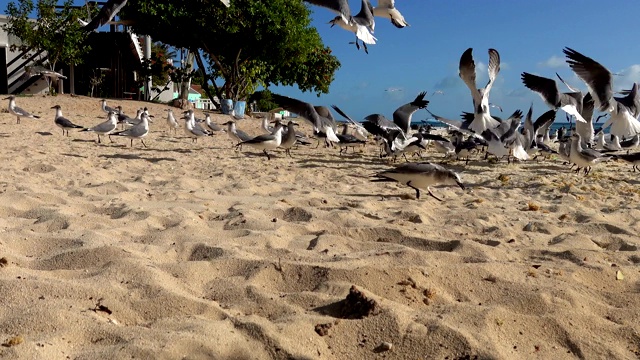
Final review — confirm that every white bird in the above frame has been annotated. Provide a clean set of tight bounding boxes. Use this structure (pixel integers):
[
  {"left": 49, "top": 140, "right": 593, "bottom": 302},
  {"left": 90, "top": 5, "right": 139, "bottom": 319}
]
[
  {"left": 521, "top": 72, "right": 587, "bottom": 123},
  {"left": 458, "top": 48, "right": 502, "bottom": 134},
  {"left": 50, "top": 105, "right": 84, "bottom": 136},
  {"left": 329, "top": 0, "right": 376, "bottom": 54},
  {"left": 236, "top": 121, "right": 285, "bottom": 160},
  {"left": 165, "top": 109, "right": 179, "bottom": 134},
  {"left": 80, "top": 111, "right": 119, "bottom": 144},
  {"left": 23, "top": 65, "right": 67, "bottom": 82},
  {"left": 100, "top": 99, "right": 118, "bottom": 114},
  {"left": 372, "top": 0, "right": 408, "bottom": 28},
  {"left": 204, "top": 113, "right": 224, "bottom": 133},
  {"left": 4, "top": 95, "right": 41, "bottom": 124},
  {"left": 372, "top": 162, "right": 465, "bottom": 201},
  {"left": 569, "top": 133, "right": 610, "bottom": 175},
  {"left": 564, "top": 47, "right": 640, "bottom": 139},
  {"left": 222, "top": 120, "right": 252, "bottom": 149},
  {"left": 111, "top": 113, "right": 150, "bottom": 147},
  {"left": 183, "top": 112, "right": 212, "bottom": 143}
]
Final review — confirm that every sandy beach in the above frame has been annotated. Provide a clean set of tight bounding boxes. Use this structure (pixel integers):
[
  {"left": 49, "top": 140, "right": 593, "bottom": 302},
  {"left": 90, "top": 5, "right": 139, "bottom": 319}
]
[{"left": 0, "top": 94, "right": 639, "bottom": 359}]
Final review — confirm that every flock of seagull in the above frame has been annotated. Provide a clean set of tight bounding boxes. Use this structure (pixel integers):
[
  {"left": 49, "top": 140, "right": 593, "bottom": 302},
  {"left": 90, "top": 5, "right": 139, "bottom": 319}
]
[{"left": 6, "top": 38, "right": 640, "bottom": 200}]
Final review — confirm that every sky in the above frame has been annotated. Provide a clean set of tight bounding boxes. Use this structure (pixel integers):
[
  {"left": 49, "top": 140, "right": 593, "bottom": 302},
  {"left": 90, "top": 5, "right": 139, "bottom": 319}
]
[{"left": 3, "top": 0, "right": 640, "bottom": 122}]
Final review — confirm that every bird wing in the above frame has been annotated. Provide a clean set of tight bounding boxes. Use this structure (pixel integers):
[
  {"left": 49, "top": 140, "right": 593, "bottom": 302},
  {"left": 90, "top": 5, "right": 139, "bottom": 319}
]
[
  {"left": 521, "top": 72, "right": 560, "bottom": 108},
  {"left": 533, "top": 109, "right": 557, "bottom": 135},
  {"left": 524, "top": 105, "right": 535, "bottom": 148},
  {"left": 392, "top": 91, "right": 428, "bottom": 134},
  {"left": 614, "top": 83, "right": 640, "bottom": 118},
  {"left": 376, "top": 0, "right": 394, "bottom": 8},
  {"left": 56, "top": 116, "right": 82, "bottom": 128},
  {"left": 555, "top": 72, "right": 580, "bottom": 93},
  {"left": 484, "top": 48, "right": 501, "bottom": 95},
  {"left": 271, "top": 94, "right": 321, "bottom": 129},
  {"left": 563, "top": 47, "right": 613, "bottom": 112},
  {"left": 459, "top": 48, "right": 481, "bottom": 107},
  {"left": 303, "top": 0, "right": 351, "bottom": 23},
  {"left": 364, "top": 113, "right": 401, "bottom": 132},
  {"left": 331, "top": 105, "right": 370, "bottom": 135},
  {"left": 581, "top": 92, "right": 595, "bottom": 123},
  {"left": 220, "top": 0, "right": 230, "bottom": 7},
  {"left": 13, "top": 106, "right": 36, "bottom": 118},
  {"left": 84, "top": 0, "right": 128, "bottom": 32}
]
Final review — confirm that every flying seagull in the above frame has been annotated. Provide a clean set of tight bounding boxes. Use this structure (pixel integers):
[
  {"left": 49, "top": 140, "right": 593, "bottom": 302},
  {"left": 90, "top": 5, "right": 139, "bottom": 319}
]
[
  {"left": 564, "top": 47, "right": 640, "bottom": 138},
  {"left": 521, "top": 72, "right": 587, "bottom": 123},
  {"left": 392, "top": 91, "right": 429, "bottom": 134},
  {"left": 329, "top": 0, "right": 376, "bottom": 54},
  {"left": 372, "top": 0, "right": 408, "bottom": 28},
  {"left": 458, "top": 48, "right": 502, "bottom": 134}
]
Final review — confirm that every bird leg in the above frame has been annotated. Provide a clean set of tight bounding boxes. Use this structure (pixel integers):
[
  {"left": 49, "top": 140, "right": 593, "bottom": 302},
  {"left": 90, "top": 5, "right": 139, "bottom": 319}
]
[
  {"left": 16, "top": 116, "right": 20, "bottom": 124},
  {"left": 406, "top": 181, "right": 420, "bottom": 200},
  {"left": 403, "top": 153, "right": 409, "bottom": 162},
  {"left": 427, "top": 186, "right": 444, "bottom": 202},
  {"left": 141, "top": 139, "right": 147, "bottom": 148},
  {"left": 130, "top": 139, "right": 134, "bottom": 147},
  {"left": 97, "top": 135, "right": 101, "bottom": 144},
  {"left": 263, "top": 149, "right": 271, "bottom": 160},
  {"left": 363, "top": 42, "right": 369, "bottom": 54}
]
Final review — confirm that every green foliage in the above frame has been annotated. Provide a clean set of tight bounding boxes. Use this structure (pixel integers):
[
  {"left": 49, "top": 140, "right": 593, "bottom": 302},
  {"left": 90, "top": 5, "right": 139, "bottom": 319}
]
[
  {"left": 124, "top": 0, "right": 340, "bottom": 100},
  {"left": 3, "top": 0, "right": 90, "bottom": 70},
  {"left": 249, "top": 89, "right": 279, "bottom": 113},
  {"left": 149, "top": 42, "right": 176, "bottom": 86}
]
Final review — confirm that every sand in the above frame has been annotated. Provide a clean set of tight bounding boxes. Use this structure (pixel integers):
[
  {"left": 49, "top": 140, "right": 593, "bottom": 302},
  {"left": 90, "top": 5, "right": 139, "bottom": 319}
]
[{"left": 0, "top": 94, "right": 639, "bottom": 359}]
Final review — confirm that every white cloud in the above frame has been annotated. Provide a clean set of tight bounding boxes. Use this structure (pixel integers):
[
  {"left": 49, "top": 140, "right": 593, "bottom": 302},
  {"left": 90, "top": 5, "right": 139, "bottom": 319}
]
[
  {"left": 538, "top": 55, "right": 566, "bottom": 68},
  {"left": 615, "top": 64, "right": 640, "bottom": 90}
]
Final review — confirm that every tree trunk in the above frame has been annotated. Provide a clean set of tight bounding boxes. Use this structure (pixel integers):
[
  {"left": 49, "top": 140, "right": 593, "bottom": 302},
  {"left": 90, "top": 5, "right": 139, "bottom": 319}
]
[
  {"left": 193, "top": 49, "right": 221, "bottom": 108},
  {"left": 179, "top": 50, "right": 195, "bottom": 108}
]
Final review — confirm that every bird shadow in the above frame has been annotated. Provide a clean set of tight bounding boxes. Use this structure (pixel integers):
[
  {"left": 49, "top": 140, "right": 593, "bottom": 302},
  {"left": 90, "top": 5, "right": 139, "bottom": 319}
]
[
  {"left": 61, "top": 153, "right": 86, "bottom": 158},
  {"left": 0, "top": 133, "right": 10, "bottom": 138},
  {"left": 71, "top": 138, "right": 99, "bottom": 143},
  {"left": 98, "top": 153, "right": 176, "bottom": 163},
  {"left": 36, "top": 131, "right": 53, "bottom": 136}
]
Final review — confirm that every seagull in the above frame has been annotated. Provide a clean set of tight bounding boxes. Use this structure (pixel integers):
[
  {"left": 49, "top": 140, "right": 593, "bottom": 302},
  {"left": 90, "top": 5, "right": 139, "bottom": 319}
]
[
  {"left": 182, "top": 112, "right": 212, "bottom": 143},
  {"left": 337, "top": 124, "right": 367, "bottom": 154},
  {"left": 458, "top": 48, "right": 502, "bottom": 134},
  {"left": 329, "top": 0, "right": 376, "bottom": 54},
  {"left": 100, "top": 99, "right": 118, "bottom": 114},
  {"left": 613, "top": 151, "right": 640, "bottom": 172},
  {"left": 329, "top": 105, "right": 369, "bottom": 141},
  {"left": 393, "top": 91, "right": 429, "bottom": 134},
  {"left": 569, "top": 133, "right": 610, "bottom": 175},
  {"left": 236, "top": 121, "right": 285, "bottom": 160},
  {"left": 564, "top": 47, "right": 640, "bottom": 138},
  {"left": 111, "top": 113, "right": 150, "bottom": 147},
  {"left": 222, "top": 120, "right": 252, "bottom": 149},
  {"left": 620, "top": 134, "right": 640, "bottom": 153},
  {"left": 521, "top": 72, "right": 587, "bottom": 123},
  {"left": 280, "top": 120, "right": 301, "bottom": 157},
  {"left": 372, "top": 0, "right": 408, "bottom": 28},
  {"left": 4, "top": 95, "right": 41, "bottom": 124},
  {"left": 22, "top": 65, "right": 67, "bottom": 82},
  {"left": 270, "top": 94, "right": 340, "bottom": 147},
  {"left": 165, "top": 109, "right": 179, "bottom": 134},
  {"left": 204, "top": 113, "right": 224, "bottom": 133},
  {"left": 372, "top": 162, "right": 465, "bottom": 201},
  {"left": 80, "top": 111, "right": 118, "bottom": 143},
  {"left": 83, "top": 0, "right": 128, "bottom": 33},
  {"left": 50, "top": 105, "right": 84, "bottom": 136}
]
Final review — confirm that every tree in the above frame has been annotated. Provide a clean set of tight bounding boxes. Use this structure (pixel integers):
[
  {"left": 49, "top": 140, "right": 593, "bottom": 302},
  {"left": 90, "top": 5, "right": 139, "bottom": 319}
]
[
  {"left": 249, "top": 89, "right": 279, "bottom": 113},
  {"left": 3, "top": 0, "right": 90, "bottom": 93},
  {"left": 123, "top": 0, "right": 340, "bottom": 101}
]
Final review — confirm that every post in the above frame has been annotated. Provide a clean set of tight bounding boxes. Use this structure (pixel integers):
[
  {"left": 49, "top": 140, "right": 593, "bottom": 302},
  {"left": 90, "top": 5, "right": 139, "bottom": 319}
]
[
  {"left": 144, "top": 35, "right": 152, "bottom": 101},
  {"left": 57, "top": 68, "right": 64, "bottom": 95},
  {"left": 69, "top": 63, "right": 75, "bottom": 95}
]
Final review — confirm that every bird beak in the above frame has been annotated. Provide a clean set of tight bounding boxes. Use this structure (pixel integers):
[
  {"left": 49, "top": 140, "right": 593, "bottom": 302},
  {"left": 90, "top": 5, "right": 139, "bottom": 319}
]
[
  {"left": 50, "top": 106, "right": 56, "bottom": 109},
  {"left": 3, "top": 97, "right": 9, "bottom": 100},
  {"left": 292, "top": 122, "right": 299, "bottom": 126}
]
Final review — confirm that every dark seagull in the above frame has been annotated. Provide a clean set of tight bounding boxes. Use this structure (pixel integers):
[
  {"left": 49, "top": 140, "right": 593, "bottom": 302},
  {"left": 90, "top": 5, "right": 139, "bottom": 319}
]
[
  {"left": 392, "top": 91, "right": 429, "bottom": 134},
  {"left": 270, "top": 94, "right": 340, "bottom": 147},
  {"left": 51, "top": 105, "right": 84, "bottom": 136}
]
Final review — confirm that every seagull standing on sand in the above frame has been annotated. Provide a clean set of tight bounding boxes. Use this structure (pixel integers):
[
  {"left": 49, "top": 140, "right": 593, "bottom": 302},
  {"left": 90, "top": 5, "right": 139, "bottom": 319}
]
[
  {"left": 329, "top": 0, "right": 376, "bottom": 54},
  {"left": 372, "top": 162, "right": 465, "bottom": 201},
  {"left": 222, "top": 120, "right": 252, "bottom": 149},
  {"left": 80, "top": 111, "right": 118, "bottom": 143},
  {"left": 4, "top": 95, "right": 41, "bottom": 124},
  {"left": 372, "top": 0, "right": 408, "bottom": 28},
  {"left": 165, "top": 109, "right": 179, "bottom": 134},
  {"left": 204, "top": 113, "right": 224, "bottom": 133},
  {"left": 279, "top": 120, "right": 300, "bottom": 157},
  {"left": 564, "top": 47, "right": 640, "bottom": 139},
  {"left": 569, "top": 133, "right": 609, "bottom": 175},
  {"left": 50, "top": 105, "right": 84, "bottom": 136},
  {"left": 100, "top": 99, "right": 118, "bottom": 114},
  {"left": 111, "top": 113, "right": 151, "bottom": 148},
  {"left": 456, "top": 48, "right": 502, "bottom": 134},
  {"left": 236, "top": 121, "right": 285, "bottom": 160},
  {"left": 183, "top": 112, "right": 212, "bottom": 143}
]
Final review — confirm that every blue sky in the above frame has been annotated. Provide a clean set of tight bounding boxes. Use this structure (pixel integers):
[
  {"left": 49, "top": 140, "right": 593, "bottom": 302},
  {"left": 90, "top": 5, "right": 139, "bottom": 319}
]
[
  {"left": 3, "top": 0, "right": 640, "bottom": 123},
  {"left": 272, "top": 0, "right": 640, "bottom": 122}
]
